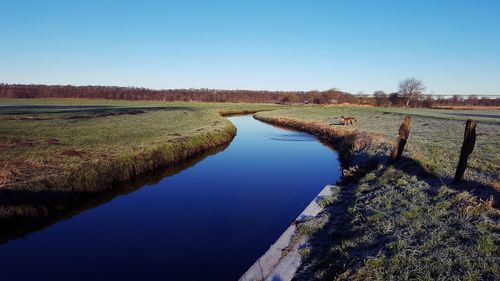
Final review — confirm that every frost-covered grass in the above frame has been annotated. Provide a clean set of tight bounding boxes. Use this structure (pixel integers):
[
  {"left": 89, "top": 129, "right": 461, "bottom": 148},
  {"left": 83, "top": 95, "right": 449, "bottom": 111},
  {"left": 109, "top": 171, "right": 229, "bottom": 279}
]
[
  {"left": 254, "top": 106, "right": 499, "bottom": 280},
  {"left": 256, "top": 105, "right": 500, "bottom": 187},
  {"left": 295, "top": 166, "right": 499, "bottom": 280}
]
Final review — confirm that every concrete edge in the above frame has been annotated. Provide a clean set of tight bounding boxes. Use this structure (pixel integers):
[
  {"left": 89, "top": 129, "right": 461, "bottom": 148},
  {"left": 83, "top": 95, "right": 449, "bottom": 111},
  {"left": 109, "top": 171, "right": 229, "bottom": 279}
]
[{"left": 239, "top": 184, "right": 339, "bottom": 281}]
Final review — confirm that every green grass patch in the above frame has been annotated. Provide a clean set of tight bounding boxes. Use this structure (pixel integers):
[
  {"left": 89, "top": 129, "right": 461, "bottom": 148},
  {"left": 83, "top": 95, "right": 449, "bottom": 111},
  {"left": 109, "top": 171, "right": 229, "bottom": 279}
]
[{"left": 0, "top": 98, "right": 281, "bottom": 192}]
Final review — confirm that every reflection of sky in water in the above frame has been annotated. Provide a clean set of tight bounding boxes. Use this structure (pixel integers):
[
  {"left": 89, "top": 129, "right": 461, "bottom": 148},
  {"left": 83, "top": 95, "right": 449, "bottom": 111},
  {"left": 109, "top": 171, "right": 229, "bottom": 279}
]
[
  {"left": 265, "top": 132, "right": 315, "bottom": 142},
  {"left": 260, "top": 130, "right": 317, "bottom": 141},
  {"left": 0, "top": 115, "right": 341, "bottom": 281}
]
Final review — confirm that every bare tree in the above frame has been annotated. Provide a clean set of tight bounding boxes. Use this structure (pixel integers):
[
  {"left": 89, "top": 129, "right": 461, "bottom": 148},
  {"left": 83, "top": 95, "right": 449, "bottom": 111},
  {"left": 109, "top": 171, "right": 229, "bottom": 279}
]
[{"left": 398, "top": 78, "right": 425, "bottom": 107}]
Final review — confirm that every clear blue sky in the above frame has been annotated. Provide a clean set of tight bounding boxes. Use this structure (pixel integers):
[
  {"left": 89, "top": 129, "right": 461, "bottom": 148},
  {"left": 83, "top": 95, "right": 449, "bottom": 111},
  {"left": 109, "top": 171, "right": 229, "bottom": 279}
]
[{"left": 1, "top": 0, "right": 499, "bottom": 95}]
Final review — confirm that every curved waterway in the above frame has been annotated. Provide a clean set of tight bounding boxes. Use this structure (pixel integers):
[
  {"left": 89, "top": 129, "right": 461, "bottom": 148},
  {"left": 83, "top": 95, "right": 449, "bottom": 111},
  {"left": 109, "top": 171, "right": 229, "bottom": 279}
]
[{"left": 0, "top": 115, "right": 341, "bottom": 281}]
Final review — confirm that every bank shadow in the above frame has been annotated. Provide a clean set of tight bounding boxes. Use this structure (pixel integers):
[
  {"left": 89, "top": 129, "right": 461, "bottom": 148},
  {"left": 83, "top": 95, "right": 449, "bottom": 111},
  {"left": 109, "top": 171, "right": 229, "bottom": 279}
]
[
  {"left": 346, "top": 143, "right": 498, "bottom": 207},
  {"left": 0, "top": 142, "right": 229, "bottom": 245},
  {"left": 294, "top": 176, "right": 359, "bottom": 280},
  {"left": 0, "top": 105, "right": 195, "bottom": 116},
  {"left": 444, "top": 112, "right": 500, "bottom": 119},
  {"left": 391, "top": 156, "right": 499, "bottom": 207}
]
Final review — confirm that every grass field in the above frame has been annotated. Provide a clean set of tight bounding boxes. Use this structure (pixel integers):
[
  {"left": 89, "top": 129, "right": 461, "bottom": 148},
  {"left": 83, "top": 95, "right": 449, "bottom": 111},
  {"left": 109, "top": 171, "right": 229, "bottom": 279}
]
[
  {"left": 256, "top": 106, "right": 500, "bottom": 187},
  {"left": 0, "top": 98, "right": 279, "bottom": 195},
  {"left": 1, "top": 99, "right": 499, "bottom": 279},
  {"left": 295, "top": 167, "right": 499, "bottom": 280},
  {"left": 254, "top": 106, "right": 500, "bottom": 280}
]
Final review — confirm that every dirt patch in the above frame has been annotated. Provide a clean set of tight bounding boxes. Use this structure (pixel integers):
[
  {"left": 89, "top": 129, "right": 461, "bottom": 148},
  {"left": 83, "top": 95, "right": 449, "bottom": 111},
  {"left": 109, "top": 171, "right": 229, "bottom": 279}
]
[
  {"left": 0, "top": 159, "right": 51, "bottom": 190},
  {"left": 47, "top": 139, "right": 62, "bottom": 145},
  {"left": 0, "top": 137, "right": 36, "bottom": 149},
  {"left": 61, "top": 149, "right": 85, "bottom": 157}
]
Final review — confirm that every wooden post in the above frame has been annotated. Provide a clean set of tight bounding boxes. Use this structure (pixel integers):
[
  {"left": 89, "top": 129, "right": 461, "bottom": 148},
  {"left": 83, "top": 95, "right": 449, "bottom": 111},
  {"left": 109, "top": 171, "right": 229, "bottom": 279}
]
[
  {"left": 454, "top": 119, "right": 476, "bottom": 183},
  {"left": 390, "top": 116, "right": 411, "bottom": 162}
]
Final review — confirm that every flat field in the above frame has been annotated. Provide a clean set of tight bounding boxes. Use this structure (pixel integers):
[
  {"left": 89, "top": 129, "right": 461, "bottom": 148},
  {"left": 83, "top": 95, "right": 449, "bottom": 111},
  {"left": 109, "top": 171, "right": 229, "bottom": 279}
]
[{"left": 0, "top": 98, "right": 279, "bottom": 192}]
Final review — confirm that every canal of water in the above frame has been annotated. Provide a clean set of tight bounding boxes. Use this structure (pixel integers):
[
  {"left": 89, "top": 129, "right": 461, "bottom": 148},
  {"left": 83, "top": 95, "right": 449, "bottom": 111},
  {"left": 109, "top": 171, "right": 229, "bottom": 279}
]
[{"left": 0, "top": 115, "right": 341, "bottom": 281}]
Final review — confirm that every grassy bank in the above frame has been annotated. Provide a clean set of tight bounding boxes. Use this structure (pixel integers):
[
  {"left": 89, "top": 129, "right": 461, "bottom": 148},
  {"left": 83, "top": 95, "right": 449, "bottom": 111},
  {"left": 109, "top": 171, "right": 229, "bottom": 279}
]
[
  {"left": 0, "top": 99, "right": 279, "bottom": 220},
  {"left": 256, "top": 106, "right": 500, "bottom": 187},
  {"left": 0, "top": 139, "right": 230, "bottom": 244},
  {"left": 254, "top": 106, "right": 500, "bottom": 280}
]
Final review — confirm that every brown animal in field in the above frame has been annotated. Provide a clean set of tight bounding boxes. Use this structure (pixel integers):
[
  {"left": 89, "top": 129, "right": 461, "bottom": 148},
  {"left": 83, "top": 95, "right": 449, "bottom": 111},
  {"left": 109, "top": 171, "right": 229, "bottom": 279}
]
[{"left": 340, "top": 116, "right": 356, "bottom": 126}]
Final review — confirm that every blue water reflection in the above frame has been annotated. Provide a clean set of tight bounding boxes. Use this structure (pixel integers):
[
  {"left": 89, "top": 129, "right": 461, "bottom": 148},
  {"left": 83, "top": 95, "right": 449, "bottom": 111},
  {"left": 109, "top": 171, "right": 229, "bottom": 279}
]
[{"left": 0, "top": 115, "right": 341, "bottom": 281}]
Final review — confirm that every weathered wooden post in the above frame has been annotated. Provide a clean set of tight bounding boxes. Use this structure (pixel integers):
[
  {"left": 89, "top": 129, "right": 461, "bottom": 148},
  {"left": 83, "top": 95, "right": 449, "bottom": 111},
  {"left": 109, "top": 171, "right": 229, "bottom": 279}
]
[
  {"left": 454, "top": 119, "right": 476, "bottom": 183},
  {"left": 390, "top": 116, "right": 411, "bottom": 162}
]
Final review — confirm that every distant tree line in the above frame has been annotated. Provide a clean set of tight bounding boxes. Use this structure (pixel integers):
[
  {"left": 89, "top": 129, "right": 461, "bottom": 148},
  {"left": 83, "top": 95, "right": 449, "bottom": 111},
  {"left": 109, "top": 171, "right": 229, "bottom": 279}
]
[
  {"left": 1, "top": 83, "right": 498, "bottom": 107},
  {"left": 0, "top": 84, "right": 356, "bottom": 104},
  {"left": 370, "top": 78, "right": 500, "bottom": 107},
  {"left": 373, "top": 92, "right": 500, "bottom": 107}
]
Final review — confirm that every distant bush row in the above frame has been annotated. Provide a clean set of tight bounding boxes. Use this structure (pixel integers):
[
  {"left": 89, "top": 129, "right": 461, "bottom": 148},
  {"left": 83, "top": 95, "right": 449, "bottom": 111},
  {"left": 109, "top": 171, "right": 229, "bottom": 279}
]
[
  {"left": 1, "top": 83, "right": 498, "bottom": 107},
  {"left": 0, "top": 84, "right": 356, "bottom": 104}
]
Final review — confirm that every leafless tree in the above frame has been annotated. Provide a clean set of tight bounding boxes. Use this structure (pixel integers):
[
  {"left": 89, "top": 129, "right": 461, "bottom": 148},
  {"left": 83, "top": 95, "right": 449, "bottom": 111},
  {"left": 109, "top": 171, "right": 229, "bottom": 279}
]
[{"left": 398, "top": 78, "right": 425, "bottom": 107}]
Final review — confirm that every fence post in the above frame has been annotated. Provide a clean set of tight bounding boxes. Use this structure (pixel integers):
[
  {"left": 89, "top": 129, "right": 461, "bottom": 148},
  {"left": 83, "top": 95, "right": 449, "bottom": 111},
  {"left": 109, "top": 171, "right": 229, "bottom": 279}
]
[
  {"left": 390, "top": 116, "right": 411, "bottom": 162},
  {"left": 454, "top": 119, "right": 476, "bottom": 183}
]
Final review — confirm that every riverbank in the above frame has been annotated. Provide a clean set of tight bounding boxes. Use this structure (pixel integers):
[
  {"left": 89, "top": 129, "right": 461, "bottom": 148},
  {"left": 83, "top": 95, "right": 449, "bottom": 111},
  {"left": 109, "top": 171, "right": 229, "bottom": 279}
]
[
  {"left": 0, "top": 99, "right": 280, "bottom": 223},
  {"left": 0, "top": 114, "right": 341, "bottom": 281},
  {"left": 251, "top": 107, "right": 499, "bottom": 280}
]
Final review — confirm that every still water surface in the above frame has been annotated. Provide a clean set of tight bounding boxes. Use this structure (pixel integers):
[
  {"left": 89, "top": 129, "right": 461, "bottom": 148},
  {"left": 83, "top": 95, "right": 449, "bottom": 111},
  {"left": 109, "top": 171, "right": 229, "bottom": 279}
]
[{"left": 0, "top": 115, "right": 341, "bottom": 281}]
